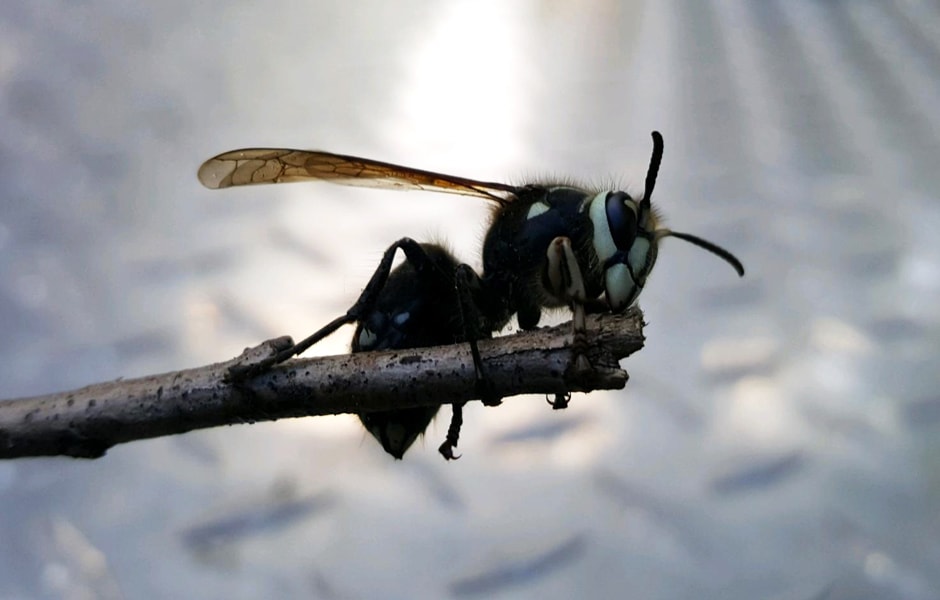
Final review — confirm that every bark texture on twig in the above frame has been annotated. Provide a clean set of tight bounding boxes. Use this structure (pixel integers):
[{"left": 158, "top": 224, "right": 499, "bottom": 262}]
[{"left": 0, "top": 309, "right": 644, "bottom": 459}]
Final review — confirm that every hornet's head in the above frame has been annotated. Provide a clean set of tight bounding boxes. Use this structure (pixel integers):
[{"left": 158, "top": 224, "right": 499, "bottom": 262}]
[{"left": 589, "top": 131, "right": 745, "bottom": 312}]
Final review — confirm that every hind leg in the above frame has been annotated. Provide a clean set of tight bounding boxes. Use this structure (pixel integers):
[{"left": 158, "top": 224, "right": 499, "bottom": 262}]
[{"left": 228, "top": 237, "right": 444, "bottom": 380}]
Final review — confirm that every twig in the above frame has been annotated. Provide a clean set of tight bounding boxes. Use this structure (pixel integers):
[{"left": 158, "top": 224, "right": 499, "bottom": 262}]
[{"left": 0, "top": 309, "right": 644, "bottom": 459}]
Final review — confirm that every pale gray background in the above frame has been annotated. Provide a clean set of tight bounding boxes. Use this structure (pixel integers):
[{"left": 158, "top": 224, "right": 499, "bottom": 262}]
[{"left": 1, "top": 1, "right": 939, "bottom": 599}]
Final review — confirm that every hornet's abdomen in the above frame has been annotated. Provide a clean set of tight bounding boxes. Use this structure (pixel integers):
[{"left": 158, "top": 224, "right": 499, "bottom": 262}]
[{"left": 353, "top": 244, "right": 463, "bottom": 459}]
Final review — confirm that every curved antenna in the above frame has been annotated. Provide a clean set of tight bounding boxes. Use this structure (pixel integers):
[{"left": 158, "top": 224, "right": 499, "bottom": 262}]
[
  {"left": 656, "top": 230, "right": 746, "bottom": 277},
  {"left": 641, "top": 131, "right": 665, "bottom": 214}
]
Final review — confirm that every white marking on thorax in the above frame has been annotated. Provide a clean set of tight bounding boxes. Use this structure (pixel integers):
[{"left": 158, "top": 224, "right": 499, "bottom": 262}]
[{"left": 526, "top": 201, "right": 550, "bottom": 220}]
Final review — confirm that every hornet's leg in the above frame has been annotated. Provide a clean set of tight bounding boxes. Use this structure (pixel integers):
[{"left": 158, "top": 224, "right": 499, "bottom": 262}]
[
  {"left": 545, "top": 236, "right": 592, "bottom": 408},
  {"left": 435, "top": 264, "right": 504, "bottom": 459},
  {"left": 454, "top": 264, "right": 502, "bottom": 407},
  {"left": 228, "top": 237, "right": 442, "bottom": 381},
  {"left": 438, "top": 402, "right": 465, "bottom": 460}
]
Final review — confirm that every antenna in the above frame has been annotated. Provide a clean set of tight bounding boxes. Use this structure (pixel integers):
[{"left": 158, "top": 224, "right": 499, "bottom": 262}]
[
  {"left": 641, "top": 131, "right": 664, "bottom": 213},
  {"left": 656, "top": 230, "right": 746, "bottom": 276}
]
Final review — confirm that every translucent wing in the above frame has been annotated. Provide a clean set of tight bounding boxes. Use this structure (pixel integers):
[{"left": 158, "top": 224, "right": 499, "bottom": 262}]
[{"left": 197, "top": 148, "right": 518, "bottom": 205}]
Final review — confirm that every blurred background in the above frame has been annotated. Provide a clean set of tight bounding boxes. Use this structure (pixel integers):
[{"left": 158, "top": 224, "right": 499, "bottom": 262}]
[{"left": 1, "top": 1, "right": 939, "bottom": 598}]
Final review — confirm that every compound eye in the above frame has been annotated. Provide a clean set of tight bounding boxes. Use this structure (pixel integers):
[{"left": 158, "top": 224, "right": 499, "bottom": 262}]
[{"left": 605, "top": 191, "right": 638, "bottom": 252}]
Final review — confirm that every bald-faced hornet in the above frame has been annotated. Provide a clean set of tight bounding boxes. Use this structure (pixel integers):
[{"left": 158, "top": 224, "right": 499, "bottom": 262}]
[{"left": 198, "top": 132, "right": 744, "bottom": 459}]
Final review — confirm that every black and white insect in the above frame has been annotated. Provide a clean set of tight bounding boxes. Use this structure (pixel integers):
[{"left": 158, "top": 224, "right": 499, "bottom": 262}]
[{"left": 198, "top": 131, "right": 745, "bottom": 459}]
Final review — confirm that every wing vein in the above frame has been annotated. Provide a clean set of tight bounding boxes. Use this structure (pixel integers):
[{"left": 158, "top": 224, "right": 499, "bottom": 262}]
[{"left": 198, "top": 148, "right": 516, "bottom": 205}]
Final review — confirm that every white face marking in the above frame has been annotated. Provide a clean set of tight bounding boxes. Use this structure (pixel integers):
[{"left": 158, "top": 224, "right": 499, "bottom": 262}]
[
  {"left": 588, "top": 192, "right": 618, "bottom": 264},
  {"left": 393, "top": 311, "right": 410, "bottom": 326},
  {"left": 526, "top": 201, "right": 550, "bottom": 220},
  {"left": 358, "top": 327, "right": 378, "bottom": 349},
  {"left": 628, "top": 237, "right": 651, "bottom": 282},
  {"left": 589, "top": 191, "right": 651, "bottom": 309},
  {"left": 605, "top": 263, "right": 637, "bottom": 312}
]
